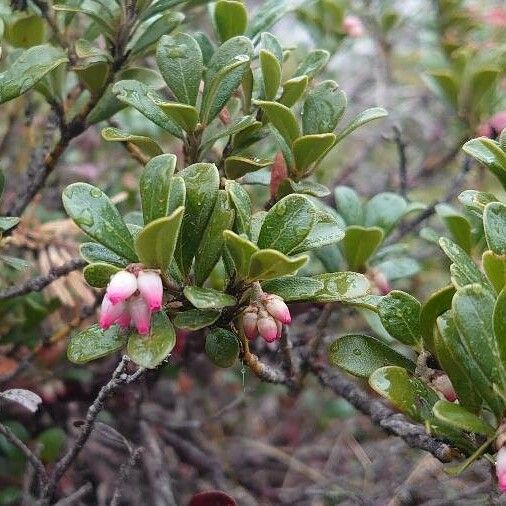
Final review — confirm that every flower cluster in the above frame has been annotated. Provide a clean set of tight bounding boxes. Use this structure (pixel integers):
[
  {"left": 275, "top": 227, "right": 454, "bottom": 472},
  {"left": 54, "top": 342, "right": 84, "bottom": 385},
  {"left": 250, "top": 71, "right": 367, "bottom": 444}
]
[
  {"left": 242, "top": 293, "right": 291, "bottom": 343},
  {"left": 99, "top": 269, "right": 163, "bottom": 335}
]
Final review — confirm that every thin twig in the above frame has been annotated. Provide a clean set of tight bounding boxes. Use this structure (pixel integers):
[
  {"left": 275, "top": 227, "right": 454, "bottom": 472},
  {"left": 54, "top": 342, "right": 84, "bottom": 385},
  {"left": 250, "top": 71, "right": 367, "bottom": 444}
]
[
  {"left": 110, "top": 447, "right": 144, "bottom": 506},
  {"left": 392, "top": 125, "right": 408, "bottom": 198},
  {"left": 279, "top": 326, "right": 299, "bottom": 381},
  {"left": 52, "top": 483, "right": 93, "bottom": 506},
  {"left": 0, "top": 257, "right": 86, "bottom": 300}
]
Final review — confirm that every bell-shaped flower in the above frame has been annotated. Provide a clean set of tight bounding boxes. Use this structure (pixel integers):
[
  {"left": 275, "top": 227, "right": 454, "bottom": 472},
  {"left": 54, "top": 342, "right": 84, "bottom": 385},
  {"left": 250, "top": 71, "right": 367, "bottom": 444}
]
[
  {"left": 137, "top": 270, "right": 163, "bottom": 311},
  {"left": 106, "top": 271, "right": 137, "bottom": 305},
  {"left": 257, "top": 312, "right": 278, "bottom": 343},
  {"left": 263, "top": 294, "right": 291, "bottom": 324},
  {"left": 99, "top": 297, "right": 127, "bottom": 330},
  {"left": 129, "top": 296, "right": 152, "bottom": 335},
  {"left": 497, "top": 447, "right": 506, "bottom": 492}
]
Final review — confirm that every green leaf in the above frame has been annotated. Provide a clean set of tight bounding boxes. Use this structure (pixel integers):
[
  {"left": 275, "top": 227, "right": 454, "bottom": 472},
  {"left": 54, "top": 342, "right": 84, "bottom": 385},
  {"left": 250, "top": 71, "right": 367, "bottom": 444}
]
[
  {"left": 152, "top": 99, "right": 199, "bottom": 133},
  {"left": 484, "top": 202, "right": 506, "bottom": 256},
  {"left": 74, "top": 61, "right": 110, "bottom": 94},
  {"left": 67, "top": 324, "right": 127, "bottom": 364},
  {"left": 83, "top": 262, "right": 121, "bottom": 288},
  {"left": 194, "top": 190, "right": 235, "bottom": 285},
  {"left": 254, "top": 100, "right": 301, "bottom": 146},
  {"left": 62, "top": 183, "right": 137, "bottom": 262},
  {"left": 334, "top": 186, "right": 363, "bottom": 225},
  {"left": 183, "top": 286, "right": 236, "bottom": 309},
  {"left": 279, "top": 76, "right": 309, "bottom": 107},
  {"left": 260, "top": 49, "right": 281, "bottom": 100},
  {"left": 80, "top": 242, "right": 129, "bottom": 268},
  {"left": 425, "top": 70, "right": 459, "bottom": 109},
  {"left": 340, "top": 226, "right": 384, "bottom": 271},
  {"left": 113, "top": 80, "right": 183, "bottom": 138},
  {"left": 277, "top": 179, "right": 330, "bottom": 199},
  {"left": 306, "top": 272, "right": 369, "bottom": 302},
  {"left": 223, "top": 230, "right": 258, "bottom": 279},
  {"left": 328, "top": 334, "right": 415, "bottom": 378},
  {"left": 0, "top": 45, "right": 68, "bottom": 104},
  {"left": 370, "top": 366, "right": 440, "bottom": 423},
  {"left": 134, "top": 207, "right": 184, "bottom": 272},
  {"left": 101, "top": 127, "right": 163, "bottom": 157},
  {"left": 378, "top": 291, "right": 421, "bottom": 346},
  {"left": 173, "top": 309, "right": 221, "bottom": 330},
  {"left": 468, "top": 67, "right": 500, "bottom": 106},
  {"left": 334, "top": 107, "right": 388, "bottom": 144},
  {"left": 483, "top": 251, "right": 506, "bottom": 293},
  {"left": 248, "top": 249, "right": 308, "bottom": 281},
  {"left": 434, "top": 313, "right": 482, "bottom": 414},
  {"left": 224, "top": 156, "right": 272, "bottom": 179},
  {"left": 37, "top": 428, "right": 65, "bottom": 463},
  {"left": 463, "top": 137, "right": 506, "bottom": 190},
  {"left": 201, "top": 114, "right": 257, "bottom": 151},
  {"left": 439, "top": 237, "right": 489, "bottom": 289},
  {"left": 53, "top": 4, "right": 115, "bottom": 39},
  {"left": 453, "top": 284, "right": 506, "bottom": 397},
  {"left": 459, "top": 190, "right": 498, "bottom": 213},
  {"left": 294, "top": 49, "right": 330, "bottom": 79},
  {"left": 194, "top": 31, "right": 215, "bottom": 65},
  {"left": 128, "top": 12, "right": 184, "bottom": 55},
  {"left": 261, "top": 276, "right": 324, "bottom": 301},
  {"left": 0, "top": 217, "right": 20, "bottom": 232},
  {"left": 140, "top": 154, "right": 176, "bottom": 225},
  {"left": 214, "top": 0, "right": 248, "bottom": 41},
  {"left": 433, "top": 400, "right": 495, "bottom": 436},
  {"left": 127, "top": 311, "right": 176, "bottom": 368},
  {"left": 292, "top": 133, "right": 336, "bottom": 174},
  {"left": 225, "top": 180, "right": 251, "bottom": 234},
  {"left": 201, "top": 36, "right": 253, "bottom": 123},
  {"left": 257, "top": 195, "right": 316, "bottom": 254},
  {"left": 420, "top": 285, "right": 456, "bottom": 353},
  {"left": 168, "top": 176, "right": 186, "bottom": 214},
  {"left": 493, "top": 286, "right": 506, "bottom": 366},
  {"left": 205, "top": 328, "right": 239, "bottom": 368},
  {"left": 5, "top": 15, "right": 45, "bottom": 48},
  {"left": 436, "top": 203, "right": 472, "bottom": 253},
  {"left": 302, "top": 80, "right": 347, "bottom": 135},
  {"left": 290, "top": 222, "right": 344, "bottom": 254},
  {"left": 176, "top": 163, "right": 220, "bottom": 274},
  {"left": 364, "top": 192, "right": 408, "bottom": 235},
  {"left": 156, "top": 33, "right": 203, "bottom": 106}
]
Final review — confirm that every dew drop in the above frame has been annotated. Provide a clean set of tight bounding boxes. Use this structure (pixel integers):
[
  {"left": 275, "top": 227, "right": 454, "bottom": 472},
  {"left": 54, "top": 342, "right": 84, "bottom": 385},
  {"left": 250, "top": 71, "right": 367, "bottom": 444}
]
[
  {"left": 89, "top": 187, "right": 102, "bottom": 198},
  {"left": 77, "top": 209, "right": 94, "bottom": 227}
]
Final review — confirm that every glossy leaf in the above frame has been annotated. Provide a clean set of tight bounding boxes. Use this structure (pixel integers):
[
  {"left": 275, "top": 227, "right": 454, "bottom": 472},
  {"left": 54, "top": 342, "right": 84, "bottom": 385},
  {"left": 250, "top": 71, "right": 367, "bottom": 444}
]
[
  {"left": 62, "top": 183, "right": 137, "bottom": 261},
  {"left": 425, "top": 69, "right": 459, "bottom": 109},
  {"left": 153, "top": 100, "right": 199, "bottom": 133},
  {"left": 201, "top": 115, "right": 257, "bottom": 151},
  {"left": 214, "top": 0, "right": 248, "bottom": 41},
  {"left": 294, "top": 49, "right": 330, "bottom": 79},
  {"left": 248, "top": 249, "right": 308, "bottom": 281},
  {"left": 334, "top": 186, "right": 363, "bottom": 225},
  {"left": 279, "top": 76, "right": 309, "bottom": 107},
  {"left": 194, "top": 190, "right": 235, "bottom": 285},
  {"left": 134, "top": 207, "right": 184, "bottom": 272},
  {"left": 277, "top": 179, "right": 330, "bottom": 199},
  {"left": 261, "top": 276, "right": 324, "bottom": 301},
  {"left": 302, "top": 80, "right": 347, "bottom": 135},
  {"left": 223, "top": 230, "right": 258, "bottom": 279},
  {"left": 67, "top": 324, "right": 127, "bottom": 364},
  {"left": 168, "top": 176, "right": 186, "bottom": 214},
  {"left": 379, "top": 291, "right": 421, "bottom": 346},
  {"left": 83, "top": 262, "right": 121, "bottom": 288},
  {"left": 101, "top": 127, "right": 163, "bottom": 157},
  {"left": 484, "top": 202, "right": 506, "bottom": 256},
  {"left": 254, "top": 100, "right": 300, "bottom": 146},
  {"left": 483, "top": 251, "right": 506, "bottom": 293},
  {"left": 183, "top": 286, "right": 236, "bottom": 310},
  {"left": 5, "top": 15, "right": 45, "bottom": 48},
  {"left": 225, "top": 180, "right": 251, "bottom": 235},
  {"left": 370, "top": 366, "right": 440, "bottom": 422},
  {"left": 328, "top": 334, "right": 415, "bottom": 378},
  {"left": 364, "top": 193, "right": 408, "bottom": 235},
  {"left": 290, "top": 222, "right": 344, "bottom": 254},
  {"left": 0, "top": 45, "right": 68, "bottom": 104},
  {"left": 260, "top": 49, "right": 281, "bottom": 100},
  {"left": 156, "top": 33, "right": 203, "bottom": 106},
  {"left": 176, "top": 163, "right": 220, "bottom": 274},
  {"left": 205, "top": 328, "right": 239, "bottom": 368},
  {"left": 432, "top": 400, "right": 495, "bottom": 436},
  {"left": 463, "top": 137, "right": 506, "bottom": 190},
  {"left": 257, "top": 194, "right": 315, "bottom": 254},
  {"left": 493, "top": 287, "right": 506, "bottom": 366},
  {"left": 173, "top": 309, "right": 221, "bottom": 330},
  {"left": 224, "top": 156, "right": 272, "bottom": 179},
  {"left": 309, "top": 272, "right": 369, "bottom": 302},
  {"left": 0, "top": 217, "right": 20, "bottom": 232},
  {"left": 435, "top": 204, "right": 472, "bottom": 253},
  {"left": 127, "top": 311, "right": 176, "bottom": 368},
  {"left": 80, "top": 242, "right": 129, "bottom": 268},
  {"left": 334, "top": 107, "right": 388, "bottom": 144},
  {"left": 340, "top": 226, "right": 384, "bottom": 271},
  {"left": 293, "top": 134, "right": 336, "bottom": 174}
]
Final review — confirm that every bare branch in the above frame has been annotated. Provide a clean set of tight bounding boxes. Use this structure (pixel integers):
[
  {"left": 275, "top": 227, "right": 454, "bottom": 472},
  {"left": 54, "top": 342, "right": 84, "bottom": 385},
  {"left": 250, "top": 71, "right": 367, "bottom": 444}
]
[
  {"left": 110, "top": 447, "right": 144, "bottom": 506},
  {"left": 0, "top": 257, "right": 86, "bottom": 301},
  {"left": 52, "top": 483, "right": 93, "bottom": 506}
]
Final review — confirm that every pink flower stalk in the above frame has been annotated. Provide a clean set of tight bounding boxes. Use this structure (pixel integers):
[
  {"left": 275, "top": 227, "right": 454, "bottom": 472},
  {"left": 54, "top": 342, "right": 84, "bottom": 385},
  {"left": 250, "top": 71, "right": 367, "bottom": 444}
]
[
  {"left": 257, "top": 312, "right": 278, "bottom": 343},
  {"left": 497, "top": 447, "right": 506, "bottom": 492},
  {"left": 343, "top": 15, "right": 365, "bottom": 37},
  {"left": 263, "top": 294, "right": 291, "bottom": 324},
  {"left": 107, "top": 271, "right": 137, "bottom": 304},
  {"left": 129, "top": 296, "right": 151, "bottom": 335},
  {"left": 137, "top": 270, "right": 163, "bottom": 310}
]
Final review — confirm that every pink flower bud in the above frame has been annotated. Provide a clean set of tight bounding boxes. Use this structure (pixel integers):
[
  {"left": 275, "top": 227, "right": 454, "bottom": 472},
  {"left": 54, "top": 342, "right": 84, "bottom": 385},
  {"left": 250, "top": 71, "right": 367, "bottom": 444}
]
[
  {"left": 129, "top": 296, "right": 151, "bottom": 335},
  {"left": 242, "top": 307, "right": 258, "bottom": 340},
  {"left": 263, "top": 294, "right": 291, "bottom": 324},
  {"left": 106, "top": 270, "right": 137, "bottom": 305},
  {"left": 343, "top": 15, "right": 365, "bottom": 37},
  {"left": 257, "top": 314, "right": 278, "bottom": 343},
  {"left": 99, "top": 297, "right": 127, "bottom": 330},
  {"left": 432, "top": 374, "right": 458, "bottom": 402},
  {"left": 137, "top": 270, "right": 163, "bottom": 311},
  {"left": 497, "top": 447, "right": 506, "bottom": 491}
]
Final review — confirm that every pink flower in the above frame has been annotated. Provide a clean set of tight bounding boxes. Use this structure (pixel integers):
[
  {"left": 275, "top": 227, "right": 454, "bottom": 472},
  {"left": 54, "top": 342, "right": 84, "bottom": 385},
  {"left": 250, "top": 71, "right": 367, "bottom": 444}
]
[
  {"left": 497, "top": 447, "right": 506, "bottom": 491},
  {"left": 99, "top": 297, "right": 127, "bottom": 330},
  {"left": 432, "top": 374, "right": 457, "bottom": 402},
  {"left": 257, "top": 313, "right": 278, "bottom": 343},
  {"left": 129, "top": 296, "right": 151, "bottom": 335},
  {"left": 262, "top": 294, "right": 291, "bottom": 324},
  {"left": 106, "top": 271, "right": 137, "bottom": 304},
  {"left": 343, "top": 15, "right": 365, "bottom": 37},
  {"left": 478, "top": 111, "right": 506, "bottom": 138},
  {"left": 242, "top": 307, "right": 259, "bottom": 340},
  {"left": 137, "top": 270, "right": 163, "bottom": 310}
]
